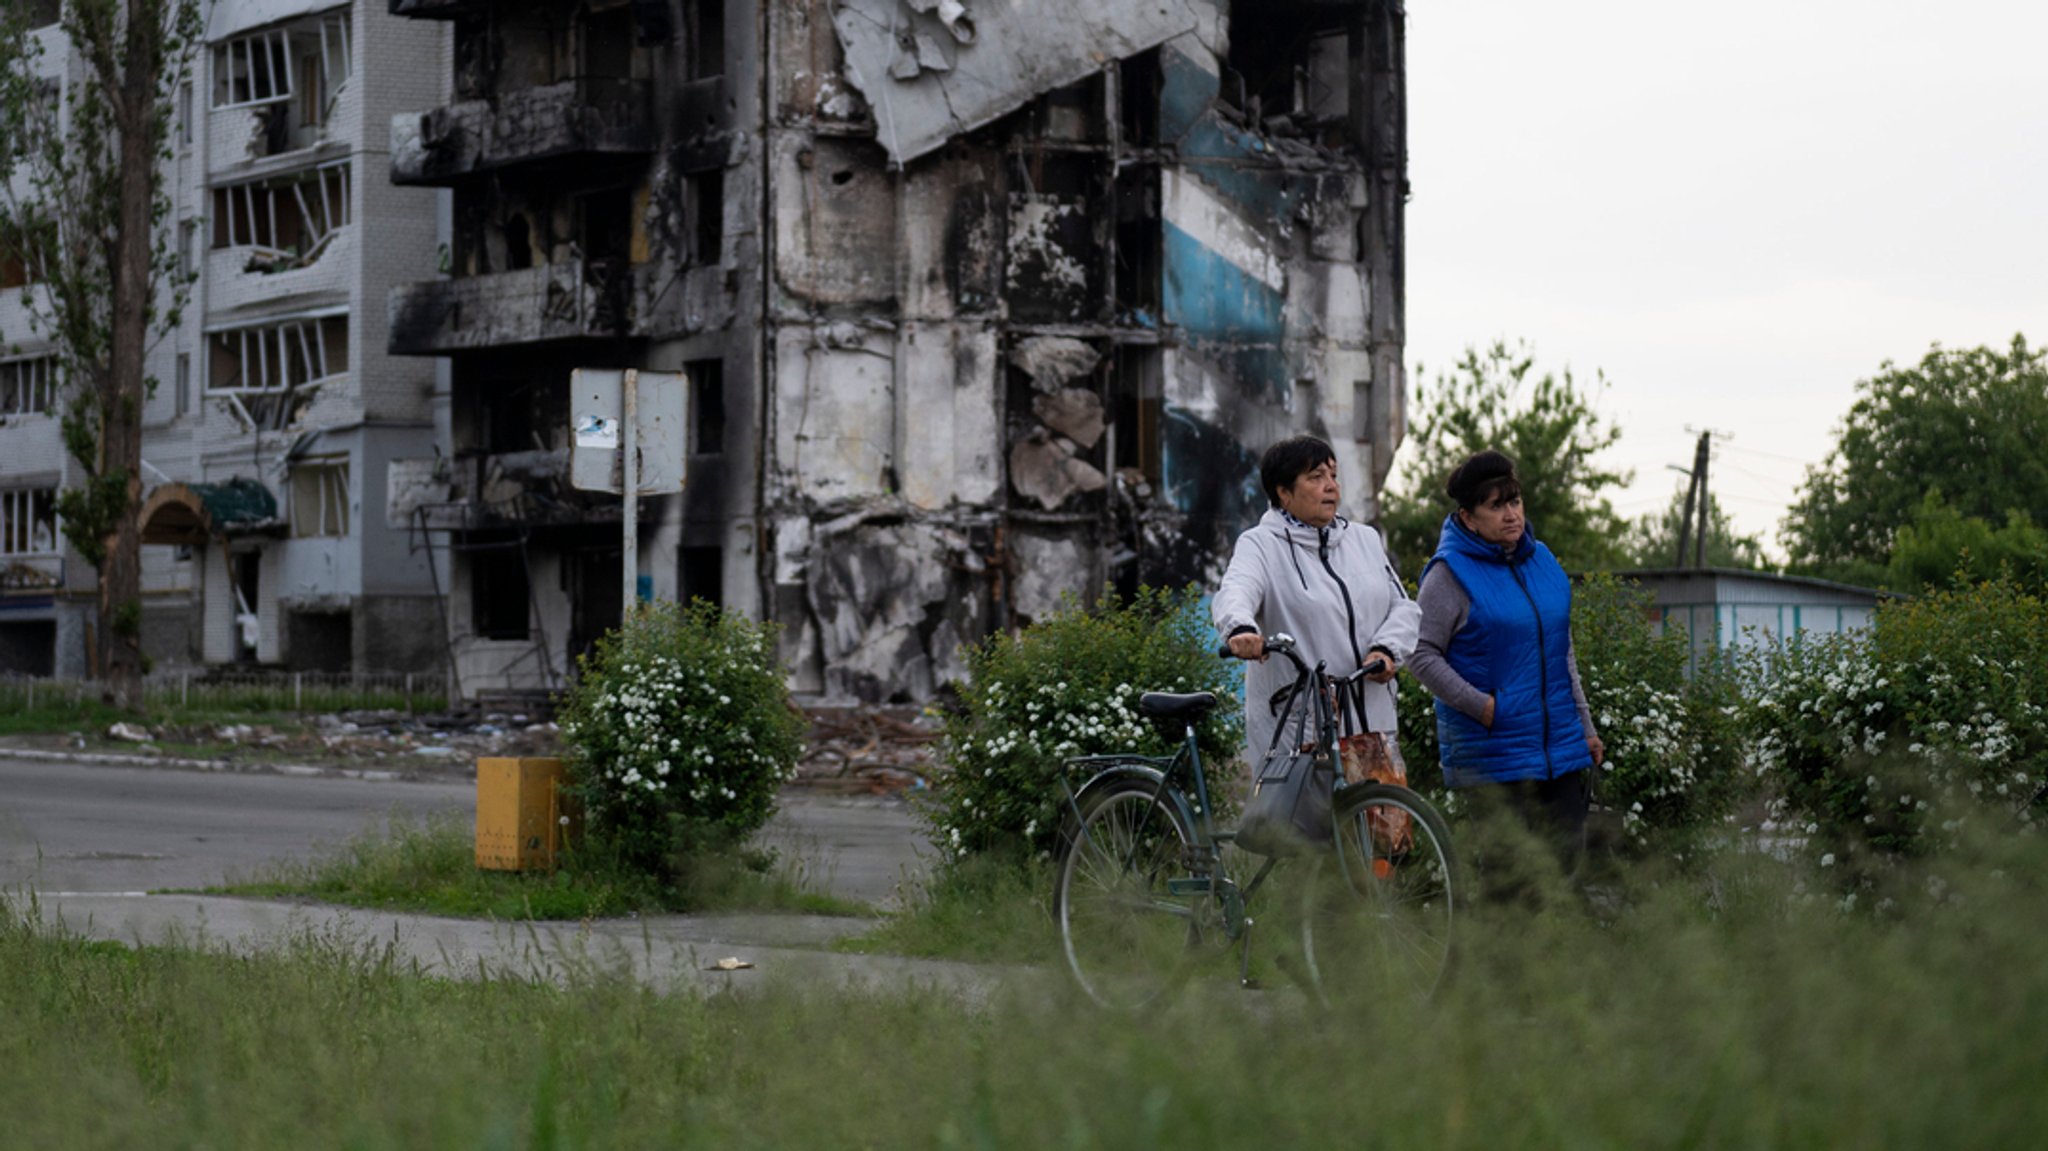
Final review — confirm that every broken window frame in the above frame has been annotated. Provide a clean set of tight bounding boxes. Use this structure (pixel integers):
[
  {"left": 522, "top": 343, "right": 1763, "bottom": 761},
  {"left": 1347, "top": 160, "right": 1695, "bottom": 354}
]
[
  {"left": 207, "top": 313, "right": 350, "bottom": 397},
  {"left": 0, "top": 356, "right": 59, "bottom": 418},
  {"left": 213, "top": 29, "right": 296, "bottom": 110},
  {"left": 290, "top": 456, "right": 351, "bottom": 538},
  {"left": 0, "top": 487, "right": 59, "bottom": 557},
  {"left": 212, "top": 13, "right": 351, "bottom": 115},
  {"left": 209, "top": 162, "right": 354, "bottom": 262}
]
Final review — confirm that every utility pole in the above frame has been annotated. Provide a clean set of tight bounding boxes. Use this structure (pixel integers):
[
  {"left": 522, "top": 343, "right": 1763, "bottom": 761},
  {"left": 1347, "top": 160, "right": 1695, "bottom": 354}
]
[
  {"left": 1673, "top": 428, "right": 1729, "bottom": 568},
  {"left": 1693, "top": 431, "right": 1711, "bottom": 568},
  {"left": 1674, "top": 435, "right": 1702, "bottom": 568}
]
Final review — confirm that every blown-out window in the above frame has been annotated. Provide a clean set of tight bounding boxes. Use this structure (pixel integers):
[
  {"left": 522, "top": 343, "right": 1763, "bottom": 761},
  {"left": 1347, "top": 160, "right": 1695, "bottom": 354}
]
[
  {"left": 211, "top": 163, "right": 353, "bottom": 256},
  {"left": 290, "top": 458, "right": 349, "bottom": 538},
  {"left": 0, "top": 487, "right": 57, "bottom": 556},
  {"left": 0, "top": 357, "right": 58, "bottom": 417},
  {"left": 208, "top": 316, "right": 349, "bottom": 393},
  {"left": 212, "top": 14, "right": 351, "bottom": 112}
]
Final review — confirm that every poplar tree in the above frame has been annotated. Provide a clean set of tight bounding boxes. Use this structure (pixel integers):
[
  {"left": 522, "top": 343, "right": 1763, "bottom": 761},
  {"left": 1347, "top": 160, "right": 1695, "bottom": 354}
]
[{"left": 0, "top": 0, "right": 200, "bottom": 704}]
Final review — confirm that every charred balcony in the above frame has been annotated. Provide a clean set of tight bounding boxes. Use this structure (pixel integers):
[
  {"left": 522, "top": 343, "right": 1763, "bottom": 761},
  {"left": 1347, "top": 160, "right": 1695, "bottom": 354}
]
[
  {"left": 390, "top": 77, "right": 660, "bottom": 187},
  {"left": 387, "top": 258, "right": 647, "bottom": 355},
  {"left": 399, "top": 451, "right": 638, "bottom": 532},
  {"left": 389, "top": 0, "right": 474, "bottom": 16}
]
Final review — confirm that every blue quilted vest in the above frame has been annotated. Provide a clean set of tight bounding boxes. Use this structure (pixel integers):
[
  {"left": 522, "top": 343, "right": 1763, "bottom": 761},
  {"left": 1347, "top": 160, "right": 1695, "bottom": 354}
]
[{"left": 1425, "top": 513, "right": 1591, "bottom": 788}]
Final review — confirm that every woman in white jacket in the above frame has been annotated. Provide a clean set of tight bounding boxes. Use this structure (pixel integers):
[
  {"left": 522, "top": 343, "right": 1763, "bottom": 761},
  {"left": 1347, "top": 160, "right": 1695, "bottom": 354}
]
[{"left": 1212, "top": 436, "right": 1420, "bottom": 773}]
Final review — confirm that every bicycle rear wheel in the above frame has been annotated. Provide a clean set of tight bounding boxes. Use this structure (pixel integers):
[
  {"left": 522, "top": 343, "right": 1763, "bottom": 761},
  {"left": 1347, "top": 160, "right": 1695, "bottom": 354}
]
[
  {"left": 1054, "top": 779, "right": 1204, "bottom": 1009},
  {"left": 1299, "top": 782, "right": 1458, "bottom": 1006}
]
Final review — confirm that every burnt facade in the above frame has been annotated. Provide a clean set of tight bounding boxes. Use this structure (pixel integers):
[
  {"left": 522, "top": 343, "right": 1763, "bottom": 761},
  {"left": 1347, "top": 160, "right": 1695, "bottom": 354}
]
[{"left": 385, "top": 0, "right": 1408, "bottom": 702}]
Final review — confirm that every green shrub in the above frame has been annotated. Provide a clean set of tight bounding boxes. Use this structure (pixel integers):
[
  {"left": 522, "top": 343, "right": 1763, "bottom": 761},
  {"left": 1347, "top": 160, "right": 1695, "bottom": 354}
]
[
  {"left": 1746, "top": 579, "right": 2048, "bottom": 878},
  {"left": 1397, "top": 573, "right": 1747, "bottom": 853},
  {"left": 935, "top": 587, "right": 1243, "bottom": 861},
  {"left": 1572, "top": 573, "right": 1746, "bottom": 845},
  {"left": 558, "top": 600, "right": 804, "bottom": 872}
]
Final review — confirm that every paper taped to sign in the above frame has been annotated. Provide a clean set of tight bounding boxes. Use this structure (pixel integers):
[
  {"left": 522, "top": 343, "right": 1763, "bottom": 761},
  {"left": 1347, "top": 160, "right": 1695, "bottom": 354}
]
[{"left": 575, "top": 416, "right": 620, "bottom": 451}]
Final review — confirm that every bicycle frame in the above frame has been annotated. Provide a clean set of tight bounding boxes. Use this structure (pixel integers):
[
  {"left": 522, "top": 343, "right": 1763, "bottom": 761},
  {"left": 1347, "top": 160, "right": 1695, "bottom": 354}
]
[{"left": 1055, "top": 633, "right": 1458, "bottom": 1004}]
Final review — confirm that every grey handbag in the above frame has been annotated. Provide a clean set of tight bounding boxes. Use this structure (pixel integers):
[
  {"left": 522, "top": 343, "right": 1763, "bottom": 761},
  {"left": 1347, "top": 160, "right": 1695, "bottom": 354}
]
[{"left": 1234, "top": 682, "right": 1334, "bottom": 857}]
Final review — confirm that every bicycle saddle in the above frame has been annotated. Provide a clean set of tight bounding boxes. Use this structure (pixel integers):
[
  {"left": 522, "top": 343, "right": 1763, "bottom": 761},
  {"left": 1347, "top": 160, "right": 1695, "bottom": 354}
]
[{"left": 1137, "top": 691, "right": 1218, "bottom": 719}]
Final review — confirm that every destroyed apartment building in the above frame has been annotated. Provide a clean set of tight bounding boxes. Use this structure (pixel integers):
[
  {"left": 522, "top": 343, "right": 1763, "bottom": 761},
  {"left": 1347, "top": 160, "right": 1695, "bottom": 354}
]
[
  {"left": 2, "top": 0, "right": 451, "bottom": 677},
  {"left": 383, "top": 0, "right": 1410, "bottom": 703}
]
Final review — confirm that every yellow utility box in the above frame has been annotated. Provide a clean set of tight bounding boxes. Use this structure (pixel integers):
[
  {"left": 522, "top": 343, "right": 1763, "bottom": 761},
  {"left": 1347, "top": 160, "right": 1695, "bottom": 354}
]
[{"left": 476, "top": 757, "right": 569, "bottom": 871}]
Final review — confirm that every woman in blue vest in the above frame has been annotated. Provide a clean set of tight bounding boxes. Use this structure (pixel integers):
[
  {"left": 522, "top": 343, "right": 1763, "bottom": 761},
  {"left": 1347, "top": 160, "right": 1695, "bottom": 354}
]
[{"left": 1408, "top": 451, "right": 1605, "bottom": 876}]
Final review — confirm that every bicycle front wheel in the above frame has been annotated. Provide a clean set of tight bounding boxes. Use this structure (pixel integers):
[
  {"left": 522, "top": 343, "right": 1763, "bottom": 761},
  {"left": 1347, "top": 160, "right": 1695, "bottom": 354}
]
[
  {"left": 1300, "top": 782, "right": 1458, "bottom": 1007},
  {"left": 1054, "top": 779, "right": 1202, "bottom": 1010}
]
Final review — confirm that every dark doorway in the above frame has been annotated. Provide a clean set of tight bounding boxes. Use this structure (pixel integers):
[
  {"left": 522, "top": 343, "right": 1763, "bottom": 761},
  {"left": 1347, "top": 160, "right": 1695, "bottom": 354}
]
[
  {"left": 679, "top": 545, "right": 722, "bottom": 608},
  {"left": 566, "top": 546, "right": 623, "bottom": 670},
  {"left": 0, "top": 620, "right": 56, "bottom": 676},
  {"left": 471, "top": 544, "right": 532, "bottom": 640}
]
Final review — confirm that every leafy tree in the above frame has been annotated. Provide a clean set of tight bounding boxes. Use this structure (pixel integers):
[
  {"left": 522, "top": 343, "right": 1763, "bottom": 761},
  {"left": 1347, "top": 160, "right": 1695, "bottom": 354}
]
[
  {"left": 1887, "top": 492, "right": 2048, "bottom": 592},
  {"left": 0, "top": 0, "right": 200, "bottom": 704},
  {"left": 1625, "top": 489, "right": 1770, "bottom": 570},
  {"left": 1385, "top": 340, "right": 1631, "bottom": 573},
  {"left": 1784, "top": 336, "right": 2048, "bottom": 585}
]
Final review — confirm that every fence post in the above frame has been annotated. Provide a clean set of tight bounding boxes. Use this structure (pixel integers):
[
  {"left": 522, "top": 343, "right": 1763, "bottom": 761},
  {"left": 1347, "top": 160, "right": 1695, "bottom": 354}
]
[
  {"left": 294, "top": 672, "right": 302, "bottom": 712},
  {"left": 25, "top": 679, "right": 32, "bottom": 711},
  {"left": 180, "top": 671, "right": 189, "bottom": 709},
  {"left": 404, "top": 672, "right": 414, "bottom": 714}
]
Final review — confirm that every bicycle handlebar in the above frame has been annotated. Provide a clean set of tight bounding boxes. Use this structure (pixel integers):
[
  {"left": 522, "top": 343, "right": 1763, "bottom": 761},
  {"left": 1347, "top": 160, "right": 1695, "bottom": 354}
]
[{"left": 1221, "top": 633, "right": 1386, "bottom": 682}]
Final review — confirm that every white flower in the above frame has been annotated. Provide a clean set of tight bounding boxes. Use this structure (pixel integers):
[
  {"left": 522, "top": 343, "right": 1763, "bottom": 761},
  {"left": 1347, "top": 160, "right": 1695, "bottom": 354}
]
[{"left": 1820, "top": 853, "right": 1836, "bottom": 867}]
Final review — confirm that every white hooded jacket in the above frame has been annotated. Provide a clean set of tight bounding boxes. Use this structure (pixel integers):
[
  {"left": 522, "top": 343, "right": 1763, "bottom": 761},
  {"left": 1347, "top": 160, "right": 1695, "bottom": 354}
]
[{"left": 1212, "top": 508, "right": 1420, "bottom": 767}]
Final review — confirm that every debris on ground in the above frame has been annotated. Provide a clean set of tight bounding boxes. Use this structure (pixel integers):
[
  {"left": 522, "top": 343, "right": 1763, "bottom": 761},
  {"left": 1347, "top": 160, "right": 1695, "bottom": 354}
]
[
  {"left": 19, "top": 703, "right": 944, "bottom": 796},
  {"left": 791, "top": 706, "right": 942, "bottom": 796}
]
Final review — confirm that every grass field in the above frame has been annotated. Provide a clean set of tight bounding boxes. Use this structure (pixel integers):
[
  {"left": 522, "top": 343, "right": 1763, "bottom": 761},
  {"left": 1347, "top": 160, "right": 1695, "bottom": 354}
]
[
  {"left": 10, "top": 824, "right": 2048, "bottom": 1148},
  {"left": 208, "top": 813, "right": 873, "bottom": 921}
]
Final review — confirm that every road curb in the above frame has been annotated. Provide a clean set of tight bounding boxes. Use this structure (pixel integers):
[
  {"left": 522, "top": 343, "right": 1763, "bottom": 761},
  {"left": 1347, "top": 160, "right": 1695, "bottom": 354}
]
[{"left": 0, "top": 745, "right": 410, "bottom": 783}]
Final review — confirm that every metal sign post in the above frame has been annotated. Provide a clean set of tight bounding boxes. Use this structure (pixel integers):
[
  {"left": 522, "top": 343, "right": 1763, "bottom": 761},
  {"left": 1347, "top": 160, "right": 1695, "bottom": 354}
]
[
  {"left": 568, "top": 368, "right": 689, "bottom": 616},
  {"left": 622, "top": 368, "right": 639, "bottom": 616}
]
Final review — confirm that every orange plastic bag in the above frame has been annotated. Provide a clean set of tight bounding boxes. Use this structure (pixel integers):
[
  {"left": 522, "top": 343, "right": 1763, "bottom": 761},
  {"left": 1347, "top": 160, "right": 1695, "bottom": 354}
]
[{"left": 1334, "top": 673, "right": 1414, "bottom": 858}]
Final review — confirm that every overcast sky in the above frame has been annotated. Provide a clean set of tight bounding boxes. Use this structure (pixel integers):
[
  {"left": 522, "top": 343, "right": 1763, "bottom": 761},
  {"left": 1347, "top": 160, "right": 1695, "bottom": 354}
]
[{"left": 1400, "top": 0, "right": 2048, "bottom": 554}]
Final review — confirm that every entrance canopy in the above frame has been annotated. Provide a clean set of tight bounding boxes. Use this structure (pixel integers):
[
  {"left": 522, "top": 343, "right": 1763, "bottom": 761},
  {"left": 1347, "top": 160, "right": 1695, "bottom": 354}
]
[{"left": 139, "top": 479, "right": 284, "bottom": 546}]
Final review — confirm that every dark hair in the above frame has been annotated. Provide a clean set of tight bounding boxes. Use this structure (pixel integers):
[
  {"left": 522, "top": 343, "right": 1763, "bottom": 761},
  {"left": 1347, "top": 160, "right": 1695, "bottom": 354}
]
[
  {"left": 1259, "top": 436, "right": 1338, "bottom": 507},
  {"left": 1445, "top": 450, "right": 1522, "bottom": 510}
]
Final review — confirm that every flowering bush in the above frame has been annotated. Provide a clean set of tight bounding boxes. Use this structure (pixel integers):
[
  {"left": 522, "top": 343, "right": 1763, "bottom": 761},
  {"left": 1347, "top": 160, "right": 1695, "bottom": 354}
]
[
  {"left": 558, "top": 600, "right": 804, "bottom": 871},
  {"left": 1744, "top": 580, "right": 2048, "bottom": 876},
  {"left": 1571, "top": 574, "right": 1746, "bottom": 845},
  {"left": 935, "top": 587, "right": 1243, "bottom": 861},
  {"left": 1397, "top": 573, "right": 1746, "bottom": 851}
]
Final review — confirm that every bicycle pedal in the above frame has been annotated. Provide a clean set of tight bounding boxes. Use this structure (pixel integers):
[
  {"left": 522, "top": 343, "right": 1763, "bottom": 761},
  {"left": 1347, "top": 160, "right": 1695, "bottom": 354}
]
[{"left": 1166, "top": 876, "right": 1214, "bottom": 896}]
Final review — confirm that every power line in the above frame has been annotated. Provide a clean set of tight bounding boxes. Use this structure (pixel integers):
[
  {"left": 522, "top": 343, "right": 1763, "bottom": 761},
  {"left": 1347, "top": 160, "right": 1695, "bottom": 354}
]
[{"left": 1718, "top": 441, "right": 1824, "bottom": 467}]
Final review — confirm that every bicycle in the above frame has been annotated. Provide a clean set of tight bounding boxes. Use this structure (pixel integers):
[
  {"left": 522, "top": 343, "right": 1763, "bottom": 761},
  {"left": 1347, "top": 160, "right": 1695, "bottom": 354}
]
[{"left": 1051, "top": 633, "right": 1459, "bottom": 1010}]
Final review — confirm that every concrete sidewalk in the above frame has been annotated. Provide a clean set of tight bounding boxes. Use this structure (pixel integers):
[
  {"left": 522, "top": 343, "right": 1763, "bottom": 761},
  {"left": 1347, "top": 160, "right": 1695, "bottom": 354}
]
[
  {"left": 19, "top": 890, "right": 1028, "bottom": 1000},
  {"left": 4, "top": 749, "right": 983, "bottom": 997}
]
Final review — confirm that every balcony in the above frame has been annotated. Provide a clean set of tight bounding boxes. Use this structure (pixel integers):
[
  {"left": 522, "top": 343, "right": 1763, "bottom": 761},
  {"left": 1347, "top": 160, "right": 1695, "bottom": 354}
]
[
  {"left": 390, "top": 79, "right": 654, "bottom": 187},
  {"left": 388, "top": 0, "right": 477, "bottom": 18},
  {"left": 389, "top": 451, "right": 631, "bottom": 531},
  {"left": 388, "top": 258, "right": 648, "bottom": 355}
]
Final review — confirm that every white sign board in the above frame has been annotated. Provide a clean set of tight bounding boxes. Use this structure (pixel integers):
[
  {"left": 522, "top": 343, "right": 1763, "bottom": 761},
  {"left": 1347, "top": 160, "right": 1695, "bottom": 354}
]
[{"left": 568, "top": 368, "right": 689, "bottom": 495}]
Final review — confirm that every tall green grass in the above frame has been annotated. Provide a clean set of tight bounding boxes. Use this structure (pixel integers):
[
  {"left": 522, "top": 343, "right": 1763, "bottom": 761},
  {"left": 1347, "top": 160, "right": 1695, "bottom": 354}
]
[
  {"left": 11, "top": 826, "right": 2048, "bottom": 1147},
  {"left": 217, "top": 813, "right": 870, "bottom": 920}
]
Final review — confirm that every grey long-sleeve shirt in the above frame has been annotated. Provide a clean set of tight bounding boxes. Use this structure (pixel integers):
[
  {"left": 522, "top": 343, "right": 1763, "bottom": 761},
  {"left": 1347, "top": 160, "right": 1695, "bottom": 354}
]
[{"left": 1405, "top": 564, "right": 1599, "bottom": 742}]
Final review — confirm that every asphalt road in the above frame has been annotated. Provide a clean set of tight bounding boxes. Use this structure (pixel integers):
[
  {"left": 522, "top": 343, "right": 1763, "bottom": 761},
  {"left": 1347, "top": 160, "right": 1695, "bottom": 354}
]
[
  {"left": 0, "top": 753, "right": 1005, "bottom": 998},
  {"left": 0, "top": 754, "right": 931, "bottom": 907}
]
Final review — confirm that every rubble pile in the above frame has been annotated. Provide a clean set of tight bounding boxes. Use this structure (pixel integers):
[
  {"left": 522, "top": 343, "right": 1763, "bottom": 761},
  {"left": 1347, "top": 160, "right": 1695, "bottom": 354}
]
[
  {"left": 47, "top": 706, "right": 947, "bottom": 795},
  {"left": 791, "top": 707, "right": 942, "bottom": 796}
]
